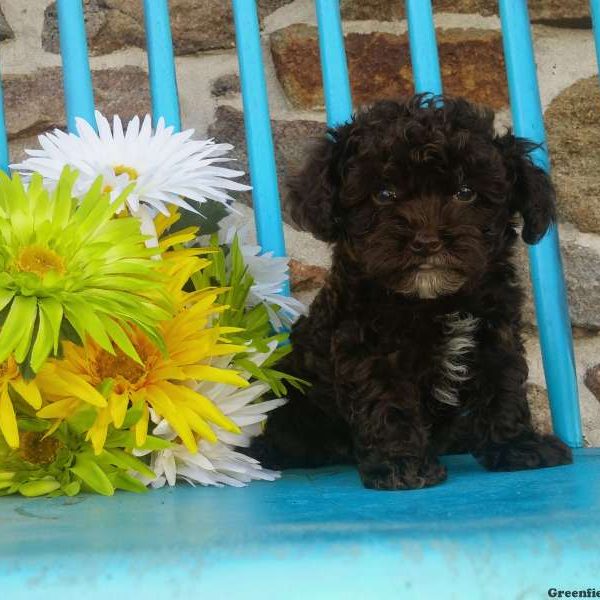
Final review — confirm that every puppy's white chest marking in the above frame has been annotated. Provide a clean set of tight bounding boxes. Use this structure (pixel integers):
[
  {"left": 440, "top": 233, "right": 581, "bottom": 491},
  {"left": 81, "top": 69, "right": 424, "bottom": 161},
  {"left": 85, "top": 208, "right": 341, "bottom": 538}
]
[{"left": 432, "top": 312, "right": 479, "bottom": 406}]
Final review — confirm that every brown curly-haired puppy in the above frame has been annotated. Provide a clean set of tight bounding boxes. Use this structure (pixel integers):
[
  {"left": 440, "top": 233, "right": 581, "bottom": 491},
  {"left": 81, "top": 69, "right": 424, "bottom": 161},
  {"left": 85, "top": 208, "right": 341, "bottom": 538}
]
[{"left": 249, "top": 95, "right": 572, "bottom": 490}]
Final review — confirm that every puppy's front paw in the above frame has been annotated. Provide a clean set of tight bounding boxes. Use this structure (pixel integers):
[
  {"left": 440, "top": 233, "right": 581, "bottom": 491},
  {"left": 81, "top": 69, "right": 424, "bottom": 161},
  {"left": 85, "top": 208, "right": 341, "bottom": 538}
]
[
  {"left": 475, "top": 434, "right": 573, "bottom": 472},
  {"left": 359, "top": 457, "right": 447, "bottom": 491}
]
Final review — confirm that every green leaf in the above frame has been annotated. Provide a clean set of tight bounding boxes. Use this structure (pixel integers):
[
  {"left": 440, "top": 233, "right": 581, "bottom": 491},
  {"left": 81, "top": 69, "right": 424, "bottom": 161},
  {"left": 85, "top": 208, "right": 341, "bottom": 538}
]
[
  {"left": 121, "top": 401, "right": 145, "bottom": 429},
  {"left": 62, "top": 481, "right": 81, "bottom": 496},
  {"left": 17, "top": 359, "right": 37, "bottom": 382},
  {"left": 104, "top": 430, "right": 171, "bottom": 451},
  {"left": 101, "top": 448, "right": 155, "bottom": 480},
  {"left": 70, "top": 456, "right": 114, "bottom": 496},
  {"left": 138, "top": 435, "right": 172, "bottom": 451},
  {"left": 103, "top": 430, "right": 134, "bottom": 448},
  {"left": 169, "top": 199, "right": 229, "bottom": 235},
  {"left": 17, "top": 417, "right": 50, "bottom": 433},
  {"left": 235, "top": 358, "right": 266, "bottom": 381},
  {"left": 287, "top": 376, "right": 310, "bottom": 392},
  {"left": 0, "top": 483, "right": 21, "bottom": 496},
  {"left": 19, "top": 477, "right": 61, "bottom": 497},
  {"left": 67, "top": 406, "right": 97, "bottom": 435},
  {"left": 109, "top": 471, "right": 148, "bottom": 494},
  {"left": 243, "top": 304, "right": 271, "bottom": 335}
]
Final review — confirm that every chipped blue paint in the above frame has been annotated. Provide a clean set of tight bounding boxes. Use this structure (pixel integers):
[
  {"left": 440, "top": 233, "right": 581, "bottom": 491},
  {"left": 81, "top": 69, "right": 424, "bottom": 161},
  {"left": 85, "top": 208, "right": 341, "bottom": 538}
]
[{"left": 1, "top": 451, "right": 599, "bottom": 598}]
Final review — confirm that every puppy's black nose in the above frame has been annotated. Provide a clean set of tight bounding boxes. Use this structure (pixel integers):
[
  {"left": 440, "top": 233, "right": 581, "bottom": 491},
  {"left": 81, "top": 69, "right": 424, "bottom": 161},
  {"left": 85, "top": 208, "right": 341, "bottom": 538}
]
[{"left": 410, "top": 231, "right": 443, "bottom": 255}]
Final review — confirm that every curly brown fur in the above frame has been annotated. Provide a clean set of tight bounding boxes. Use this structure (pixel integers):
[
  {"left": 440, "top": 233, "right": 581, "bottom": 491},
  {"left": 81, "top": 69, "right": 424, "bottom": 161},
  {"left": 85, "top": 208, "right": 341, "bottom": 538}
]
[{"left": 248, "top": 94, "right": 572, "bottom": 490}]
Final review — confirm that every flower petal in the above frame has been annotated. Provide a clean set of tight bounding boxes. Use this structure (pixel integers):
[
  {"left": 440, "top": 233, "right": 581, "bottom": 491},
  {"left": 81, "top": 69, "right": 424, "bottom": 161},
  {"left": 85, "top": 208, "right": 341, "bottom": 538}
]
[
  {"left": 10, "top": 378, "right": 42, "bottom": 410},
  {"left": 0, "top": 385, "right": 19, "bottom": 448}
]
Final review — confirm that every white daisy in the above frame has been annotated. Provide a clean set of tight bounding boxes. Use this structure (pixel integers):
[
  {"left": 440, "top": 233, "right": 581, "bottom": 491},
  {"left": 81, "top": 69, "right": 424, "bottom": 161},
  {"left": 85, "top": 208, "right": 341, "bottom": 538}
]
[
  {"left": 207, "top": 213, "right": 307, "bottom": 329},
  {"left": 12, "top": 111, "right": 250, "bottom": 217},
  {"left": 145, "top": 421, "right": 282, "bottom": 489},
  {"left": 242, "top": 242, "right": 307, "bottom": 329},
  {"left": 137, "top": 343, "right": 287, "bottom": 488}
]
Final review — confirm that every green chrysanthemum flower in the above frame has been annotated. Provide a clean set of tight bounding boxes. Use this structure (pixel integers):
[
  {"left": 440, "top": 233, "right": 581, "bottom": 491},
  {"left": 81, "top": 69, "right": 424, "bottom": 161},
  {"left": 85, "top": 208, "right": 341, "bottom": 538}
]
[{"left": 0, "top": 168, "right": 172, "bottom": 374}]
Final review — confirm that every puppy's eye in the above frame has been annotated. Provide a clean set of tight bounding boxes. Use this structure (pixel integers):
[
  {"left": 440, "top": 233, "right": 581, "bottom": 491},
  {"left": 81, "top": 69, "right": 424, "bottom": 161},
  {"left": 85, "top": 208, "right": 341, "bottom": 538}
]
[
  {"left": 374, "top": 189, "right": 397, "bottom": 205},
  {"left": 454, "top": 185, "right": 477, "bottom": 203}
]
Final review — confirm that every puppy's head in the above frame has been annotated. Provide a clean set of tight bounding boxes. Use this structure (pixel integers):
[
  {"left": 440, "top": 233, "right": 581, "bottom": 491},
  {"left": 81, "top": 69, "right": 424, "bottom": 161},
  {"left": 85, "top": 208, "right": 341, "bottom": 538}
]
[{"left": 289, "top": 95, "right": 555, "bottom": 299}]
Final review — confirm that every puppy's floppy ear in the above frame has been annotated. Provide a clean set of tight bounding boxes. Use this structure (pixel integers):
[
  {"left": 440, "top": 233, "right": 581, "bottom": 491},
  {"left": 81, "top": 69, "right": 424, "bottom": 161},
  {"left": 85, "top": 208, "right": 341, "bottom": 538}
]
[
  {"left": 287, "top": 122, "right": 353, "bottom": 242},
  {"left": 495, "top": 131, "right": 556, "bottom": 244}
]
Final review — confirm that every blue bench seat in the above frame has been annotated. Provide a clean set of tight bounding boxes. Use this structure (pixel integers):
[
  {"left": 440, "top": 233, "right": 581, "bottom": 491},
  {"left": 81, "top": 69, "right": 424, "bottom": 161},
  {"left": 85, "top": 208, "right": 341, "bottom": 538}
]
[{"left": 2, "top": 449, "right": 599, "bottom": 598}]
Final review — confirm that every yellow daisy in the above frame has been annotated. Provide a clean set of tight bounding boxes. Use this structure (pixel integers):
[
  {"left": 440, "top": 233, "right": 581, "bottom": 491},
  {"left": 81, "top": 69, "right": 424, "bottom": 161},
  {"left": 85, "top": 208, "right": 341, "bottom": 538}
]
[
  {"left": 37, "top": 255, "right": 249, "bottom": 455},
  {"left": 0, "top": 357, "right": 43, "bottom": 448}
]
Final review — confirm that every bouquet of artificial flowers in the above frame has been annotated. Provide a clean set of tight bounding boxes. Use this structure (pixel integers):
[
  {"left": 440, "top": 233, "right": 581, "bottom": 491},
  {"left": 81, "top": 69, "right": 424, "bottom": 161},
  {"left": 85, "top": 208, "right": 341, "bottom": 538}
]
[{"left": 0, "top": 112, "right": 304, "bottom": 497}]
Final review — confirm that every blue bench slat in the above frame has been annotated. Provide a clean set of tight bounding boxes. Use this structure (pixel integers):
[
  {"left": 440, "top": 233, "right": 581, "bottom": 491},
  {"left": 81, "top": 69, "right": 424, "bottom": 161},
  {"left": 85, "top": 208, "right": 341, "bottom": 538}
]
[
  {"left": 143, "top": 0, "right": 181, "bottom": 131},
  {"left": 315, "top": 0, "right": 353, "bottom": 127},
  {"left": 1, "top": 449, "right": 599, "bottom": 598},
  {"left": 0, "top": 74, "right": 8, "bottom": 173},
  {"left": 591, "top": 0, "right": 600, "bottom": 74},
  {"left": 56, "top": 0, "right": 95, "bottom": 132},
  {"left": 500, "top": 0, "right": 582, "bottom": 448},
  {"left": 406, "top": 0, "right": 443, "bottom": 95},
  {"left": 232, "top": 0, "right": 286, "bottom": 261}
]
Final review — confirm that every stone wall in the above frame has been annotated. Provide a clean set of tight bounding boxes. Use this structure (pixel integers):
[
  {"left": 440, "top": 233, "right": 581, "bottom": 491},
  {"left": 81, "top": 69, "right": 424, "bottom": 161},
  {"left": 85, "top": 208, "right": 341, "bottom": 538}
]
[{"left": 1, "top": 0, "right": 599, "bottom": 443}]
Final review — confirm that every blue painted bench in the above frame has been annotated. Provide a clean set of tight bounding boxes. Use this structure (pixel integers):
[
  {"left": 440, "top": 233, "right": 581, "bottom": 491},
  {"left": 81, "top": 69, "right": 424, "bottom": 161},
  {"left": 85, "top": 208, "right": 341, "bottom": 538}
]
[{"left": 1, "top": 0, "right": 600, "bottom": 597}]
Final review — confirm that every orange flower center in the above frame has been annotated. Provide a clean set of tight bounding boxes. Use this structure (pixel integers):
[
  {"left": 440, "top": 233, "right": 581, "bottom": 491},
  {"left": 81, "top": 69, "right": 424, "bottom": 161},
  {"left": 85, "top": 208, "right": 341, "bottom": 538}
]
[
  {"left": 15, "top": 244, "right": 65, "bottom": 277},
  {"left": 94, "top": 348, "right": 146, "bottom": 386},
  {"left": 18, "top": 432, "right": 61, "bottom": 465}
]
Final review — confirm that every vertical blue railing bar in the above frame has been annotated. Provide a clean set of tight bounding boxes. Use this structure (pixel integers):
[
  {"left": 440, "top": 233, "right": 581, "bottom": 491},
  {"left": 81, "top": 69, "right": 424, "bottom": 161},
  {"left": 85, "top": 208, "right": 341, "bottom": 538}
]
[
  {"left": 0, "top": 75, "right": 9, "bottom": 174},
  {"left": 56, "top": 0, "right": 95, "bottom": 132},
  {"left": 315, "top": 0, "right": 353, "bottom": 127},
  {"left": 143, "top": 0, "right": 181, "bottom": 131},
  {"left": 406, "top": 0, "right": 443, "bottom": 95},
  {"left": 591, "top": 0, "right": 600, "bottom": 74},
  {"left": 232, "top": 0, "right": 286, "bottom": 261},
  {"left": 499, "top": 0, "right": 582, "bottom": 448}
]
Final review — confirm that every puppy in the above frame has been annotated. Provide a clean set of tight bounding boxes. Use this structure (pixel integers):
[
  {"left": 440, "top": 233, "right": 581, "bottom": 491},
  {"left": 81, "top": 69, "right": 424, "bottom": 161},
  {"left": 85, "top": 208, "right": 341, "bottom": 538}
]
[{"left": 250, "top": 94, "right": 572, "bottom": 490}]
